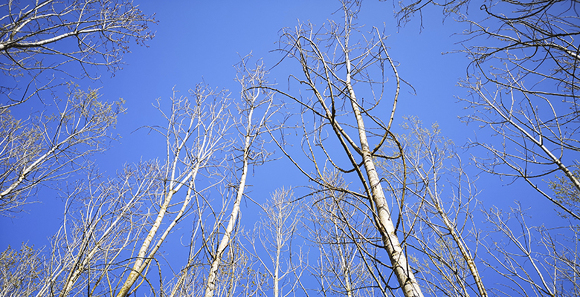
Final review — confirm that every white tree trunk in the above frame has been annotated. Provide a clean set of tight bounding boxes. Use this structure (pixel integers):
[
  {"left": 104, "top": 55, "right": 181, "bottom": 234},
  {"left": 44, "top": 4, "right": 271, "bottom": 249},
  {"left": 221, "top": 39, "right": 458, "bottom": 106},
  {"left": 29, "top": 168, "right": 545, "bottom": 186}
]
[
  {"left": 204, "top": 105, "right": 255, "bottom": 297},
  {"left": 345, "top": 51, "right": 424, "bottom": 297}
]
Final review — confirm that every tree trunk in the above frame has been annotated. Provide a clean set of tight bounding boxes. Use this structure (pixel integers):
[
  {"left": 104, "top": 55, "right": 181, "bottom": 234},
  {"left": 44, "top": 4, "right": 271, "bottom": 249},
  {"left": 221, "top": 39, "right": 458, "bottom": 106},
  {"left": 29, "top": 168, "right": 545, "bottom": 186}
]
[{"left": 345, "top": 51, "right": 424, "bottom": 297}]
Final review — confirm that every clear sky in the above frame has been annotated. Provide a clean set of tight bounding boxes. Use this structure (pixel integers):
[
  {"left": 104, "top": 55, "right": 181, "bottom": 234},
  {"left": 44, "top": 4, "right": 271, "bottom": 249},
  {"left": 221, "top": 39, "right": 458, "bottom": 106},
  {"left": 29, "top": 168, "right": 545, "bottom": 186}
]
[
  {"left": 0, "top": 0, "right": 482, "bottom": 245},
  {"left": 1, "top": 0, "right": 572, "bottom": 295}
]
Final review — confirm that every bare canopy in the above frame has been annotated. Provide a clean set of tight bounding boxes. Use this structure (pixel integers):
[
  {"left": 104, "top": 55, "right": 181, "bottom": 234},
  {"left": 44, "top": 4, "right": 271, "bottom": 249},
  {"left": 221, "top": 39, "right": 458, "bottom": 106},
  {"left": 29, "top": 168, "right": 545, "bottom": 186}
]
[{"left": 0, "top": 0, "right": 156, "bottom": 107}]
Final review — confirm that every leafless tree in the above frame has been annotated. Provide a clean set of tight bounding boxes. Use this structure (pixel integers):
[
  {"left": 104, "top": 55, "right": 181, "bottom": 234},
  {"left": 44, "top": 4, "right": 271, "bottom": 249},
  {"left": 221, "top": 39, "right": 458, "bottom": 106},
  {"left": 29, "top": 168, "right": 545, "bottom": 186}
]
[
  {"left": 378, "top": 117, "right": 487, "bottom": 296},
  {"left": 0, "top": 0, "right": 155, "bottom": 107},
  {"left": 0, "top": 243, "right": 45, "bottom": 296},
  {"left": 385, "top": 0, "right": 580, "bottom": 294},
  {"left": 244, "top": 188, "right": 306, "bottom": 297},
  {"left": 267, "top": 1, "right": 423, "bottom": 295},
  {"left": 202, "top": 58, "right": 277, "bottom": 297},
  {"left": 481, "top": 203, "right": 580, "bottom": 296},
  {"left": 0, "top": 0, "right": 155, "bottom": 215},
  {"left": 155, "top": 59, "right": 275, "bottom": 297},
  {"left": 115, "top": 85, "right": 231, "bottom": 297},
  {"left": 29, "top": 163, "right": 158, "bottom": 297},
  {"left": 305, "top": 172, "right": 377, "bottom": 297},
  {"left": 0, "top": 84, "right": 232, "bottom": 297},
  {"left": 0, "top": 86, "right": 124, "bottom": 215},
  {"left": 0, "top": 162, "right": 159, "bottom": 296},
  {"left": 456, "top": 0, "right": 580, "bottom": 218},
  {"left": 390, "top": 0, "right": 580, "bottom": 219},
  {"left": 375, "top": 115, "right": 578, "bottom": 296},
  {"left": 167, "top": 229, "right": 250, "bottom": 297}
]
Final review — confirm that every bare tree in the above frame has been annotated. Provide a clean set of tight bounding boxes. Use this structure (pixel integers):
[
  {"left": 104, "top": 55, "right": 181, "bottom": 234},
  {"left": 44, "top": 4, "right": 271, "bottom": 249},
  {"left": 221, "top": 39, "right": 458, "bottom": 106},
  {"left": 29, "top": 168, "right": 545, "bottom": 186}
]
[
  {"left": 31, "top": 163, "right": 158, "bottom": 297},
  {"left": 202, "top": 58, "right": 276, "bottom": 297},
  {"left": 116, "top": 85, "right": 230, "bottom": 297},
  {"left": 464, "top": 1, "right": 580, "bottom": 219},
  {"left": 244, "top": 188, "right": 305, "bottom": 297},
  {"left": 267, "top": 1, "right": 424, "bottom": 295},
  {"left": 0, "top": 86, "right": 124, "bottom": 215},
  {"left": 457, "top": 0, "right": 580, "bottom": 217},
  {"left": 161, "top": 59, "right": 278, "bottom": 297},
  {"left": 0, "top": 85, "right": 232, "bottom": 297},
  {"left": 0, "top": 243, "right": 44, "bottom": 296},
  {"left": 378, "top": 117, "right": 487, "bottom": 296},
  {"left": 305, "top": 172, "right": 377, "bottom": 297},
  {"left": 169, "top": 228, "right": 250, "bottom": 297},
  {"left": 0, "top": 0, "right": 155, "bottom": 214},
  {"left": 481, "top": 203, "right": 580, "bottom": 296},
  {"left": 390, "top": 0, "right": 580, "bottom": 219},
  {"left": 385, "top": 0, "right": 580, "bottom": 294},
  {"left": 0, "top": 0, "right": 155, "bottom": 107}
]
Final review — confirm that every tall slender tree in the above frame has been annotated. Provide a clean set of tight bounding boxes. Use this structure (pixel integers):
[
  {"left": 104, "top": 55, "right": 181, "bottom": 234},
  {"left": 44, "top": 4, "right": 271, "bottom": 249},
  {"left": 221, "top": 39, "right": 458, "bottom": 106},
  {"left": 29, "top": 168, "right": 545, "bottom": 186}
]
[
  {"left": 268, "top": 1, "right": 424, "bottom": 295},
  {"left": 203, "top": 59, "right": 276, "bottom": 297}
]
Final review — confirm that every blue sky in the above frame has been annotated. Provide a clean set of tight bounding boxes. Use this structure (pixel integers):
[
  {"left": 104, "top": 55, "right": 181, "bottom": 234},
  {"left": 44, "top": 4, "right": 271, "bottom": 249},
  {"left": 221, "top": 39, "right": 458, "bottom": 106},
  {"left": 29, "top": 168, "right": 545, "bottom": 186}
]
[
  {"left": 0, "top": 0, "right": 539, "bottom": 266},
  {"left": 1, "top": 0, "right": 572, "bottom": 295}
]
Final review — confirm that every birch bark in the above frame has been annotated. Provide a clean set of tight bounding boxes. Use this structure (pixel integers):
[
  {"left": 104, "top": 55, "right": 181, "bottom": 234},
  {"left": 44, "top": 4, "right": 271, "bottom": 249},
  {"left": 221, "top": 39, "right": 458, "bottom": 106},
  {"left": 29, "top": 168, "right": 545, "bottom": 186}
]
[{"left": 344, "top": 49, "right": 424, "bottom": 297}]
